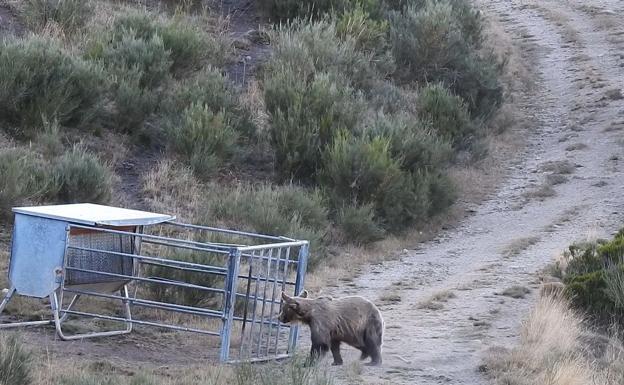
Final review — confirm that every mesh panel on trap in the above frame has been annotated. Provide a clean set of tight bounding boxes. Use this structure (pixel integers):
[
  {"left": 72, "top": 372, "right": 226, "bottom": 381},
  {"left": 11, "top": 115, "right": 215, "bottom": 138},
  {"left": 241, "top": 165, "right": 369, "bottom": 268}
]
[{"left": 66, "top": 231, "right": 135, "bottom": 286}]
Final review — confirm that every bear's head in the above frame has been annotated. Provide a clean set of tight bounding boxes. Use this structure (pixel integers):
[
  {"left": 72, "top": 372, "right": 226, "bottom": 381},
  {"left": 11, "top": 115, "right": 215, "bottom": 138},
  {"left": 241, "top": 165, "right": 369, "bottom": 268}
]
[{"left": 278, "top": 290, "right": 308, "bottom": 324}]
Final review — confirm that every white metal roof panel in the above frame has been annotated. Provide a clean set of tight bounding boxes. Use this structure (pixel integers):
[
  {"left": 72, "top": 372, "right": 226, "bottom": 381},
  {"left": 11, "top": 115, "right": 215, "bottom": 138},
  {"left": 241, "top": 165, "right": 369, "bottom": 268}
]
[{"left": 12, "top": 203, "right": 175, "bottom": 226}]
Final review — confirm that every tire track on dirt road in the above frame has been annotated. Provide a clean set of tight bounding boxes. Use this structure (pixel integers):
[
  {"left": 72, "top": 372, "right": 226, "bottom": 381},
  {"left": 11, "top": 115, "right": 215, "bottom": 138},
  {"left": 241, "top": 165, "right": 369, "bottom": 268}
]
[{"left": 307, "top": 1, "right": 624, "bottom": 384}]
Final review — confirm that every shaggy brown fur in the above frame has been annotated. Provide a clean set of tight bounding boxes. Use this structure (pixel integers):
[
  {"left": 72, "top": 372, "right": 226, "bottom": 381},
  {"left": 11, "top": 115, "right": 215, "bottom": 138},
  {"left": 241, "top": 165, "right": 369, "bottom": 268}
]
[{"left": 279, "top": 290, "right": 384, "bottom": 366}]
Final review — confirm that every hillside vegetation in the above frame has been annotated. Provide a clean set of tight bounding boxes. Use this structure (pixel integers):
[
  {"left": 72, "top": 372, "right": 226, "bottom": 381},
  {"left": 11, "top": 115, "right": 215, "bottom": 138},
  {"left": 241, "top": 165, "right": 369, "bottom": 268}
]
[{"left": 0, "top": 0, "right": 504, "bottom": 265}]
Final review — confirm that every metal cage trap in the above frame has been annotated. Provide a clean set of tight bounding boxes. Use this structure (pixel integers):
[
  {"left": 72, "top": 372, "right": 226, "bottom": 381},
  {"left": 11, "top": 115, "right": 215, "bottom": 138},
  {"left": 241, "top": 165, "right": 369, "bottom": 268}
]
[{"left": 0, "top": 204, "right": 309, "bottom": 362}]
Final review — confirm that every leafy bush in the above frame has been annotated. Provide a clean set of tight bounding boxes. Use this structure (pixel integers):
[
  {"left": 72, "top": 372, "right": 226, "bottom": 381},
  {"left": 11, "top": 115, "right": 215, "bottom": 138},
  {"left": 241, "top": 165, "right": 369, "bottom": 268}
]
[
  {"left": 267, "top": 20, "right": 385, "bottom": 93},
  {"left": 169, "top": 103, "right": 238, "bottom": 179},
  {"left": 336, "top": 203, "right": 385, "bottom": 245},
  {"left": 87, "top": 32, "right": 170, "bottom": 132},
  {"left": 389, "top": 0, "right": 502, "bottom": 118},
  {"left": 418, "top": 83, "right": 475, "bottom": 148},
  {"left": 0, "top": 148, "right": 50, "bottom": 220},
  {"left": 265, "top": 70, "right": 364, "bottom": 181},
  {"left": 367, "top": 113, "right": 453, "bottom": 172},
  {"left": 562, "top": 231, "right": 624, "bottom": 324},
  {"left": 23, "top": 0, "right": 92, "bottom": 33},
  {"left": 260, "top": 0, "right": 346, "bottom": 21},
  {"left": 205, "top": 183, "right": 328, "bottom": 264},
  {"left": 111, "top": 68, "right": 161, "bottom": 134},
  {"left": 320, "top": 133, "right": 429, "bottom": 231},
  {"left": 111, "top": 13, "right": 231, "bottom": 73},
  {"left": 53, "top": 145, "right": 112, "bottom": 204},
  {"left": 168, "top": 67, "right": 255, "bottom": 139},
  {"left": 0, "top": 37, "right": 105, "bottom": 135},
  {"left": 0, "top": 334, "right": 32, "bottom": 385},
  {"left": 336, "top": 4, "right": 389, "bottom": 54},
  {"left": 427, "top": 172, "right": 457, "bottom": 216}
]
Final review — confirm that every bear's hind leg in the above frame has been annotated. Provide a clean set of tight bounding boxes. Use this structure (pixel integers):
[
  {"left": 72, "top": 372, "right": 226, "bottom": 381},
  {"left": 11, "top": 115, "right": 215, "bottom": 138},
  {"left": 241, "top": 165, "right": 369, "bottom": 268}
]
[
  {"left": 330, "top": 340, "right": 343, "bottom": 366},
  {"left": 365, "top": 344, "right": 382, "bottom": 366}
]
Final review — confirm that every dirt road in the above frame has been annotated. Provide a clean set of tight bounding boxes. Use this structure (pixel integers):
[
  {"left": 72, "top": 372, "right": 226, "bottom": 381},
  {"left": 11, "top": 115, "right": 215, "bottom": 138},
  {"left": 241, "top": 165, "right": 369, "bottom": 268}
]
[{"left": 322, "top": 1, "right": 624, "bottom": 383}]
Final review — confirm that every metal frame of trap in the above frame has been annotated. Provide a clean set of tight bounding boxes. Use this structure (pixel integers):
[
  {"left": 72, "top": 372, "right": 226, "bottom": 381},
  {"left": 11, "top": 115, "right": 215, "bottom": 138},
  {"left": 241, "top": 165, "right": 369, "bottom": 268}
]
[{"left": 0, "top": 204, "right": 309, "bottom": 362}]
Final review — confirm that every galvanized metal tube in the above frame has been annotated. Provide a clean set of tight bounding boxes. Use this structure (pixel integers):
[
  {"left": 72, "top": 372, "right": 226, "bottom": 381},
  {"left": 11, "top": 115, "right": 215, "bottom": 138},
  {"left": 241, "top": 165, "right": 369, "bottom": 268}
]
[
  {"left": 256, "top": 247, "right": 274, "bottom": 356},
  {"left": 66, "top": 245, "right": 227, "bottom": 274},
  {"left": 60, "top": 310, "right": 220, "bottom": 336},
  {"left": 247, "top": 249, "right": 264, "bottom": 358},
  {"left": 274, "top": 247, "right": 291, "bottom": 354},
  {"left": 265, "top": 247, "right": 282, "bottom": 355},
  {"left": 140, "top": 239, "right": 230, "bottom": 255},
  {"left": 64, "top": 267, "right": 225, "bottom": 295},
  {"left": 63, "top": 288, "right": 223, "bottom": 318},
  {"left": 140, "top": 239, "right": 299, "bottom": 265},
  {"left": 239, "top": 258, "right": 254, "bottom": 359},
  {"left": 219, "top": 249, "right": 242, "bottom": 362},
  {"left": 233, "top": 293, "right": 282, "bottom": 305},
  {"left": 138, "top": 260, "right": 227, "bottom": 276},
  {"left": 288, "top": 243, "right": 309, "bottom": 354},
  {"left": 166, "top": 221, "right": 292, "bottom": 242},
  {"left": 239, "top": 241, "right": 307, "bottom": 252},
  {"left": 68, "top": 224, "right": 231, "bottom": 254}
]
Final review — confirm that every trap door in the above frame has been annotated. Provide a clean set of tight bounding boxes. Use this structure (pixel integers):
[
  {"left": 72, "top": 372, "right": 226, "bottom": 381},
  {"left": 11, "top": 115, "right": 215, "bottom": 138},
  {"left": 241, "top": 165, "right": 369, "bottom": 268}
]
[{"left": 234, "top": 242, "right": 308, "bottom": 362}]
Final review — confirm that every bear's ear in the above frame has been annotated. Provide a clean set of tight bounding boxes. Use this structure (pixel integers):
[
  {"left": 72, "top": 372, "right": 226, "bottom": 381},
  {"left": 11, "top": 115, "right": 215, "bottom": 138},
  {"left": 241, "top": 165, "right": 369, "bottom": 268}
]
[
  {"left": 299, "top": 290, "right": 308, "bottom": 298},
  {"left": 282, "top": 291, "right": 293, "bottom": 302}
]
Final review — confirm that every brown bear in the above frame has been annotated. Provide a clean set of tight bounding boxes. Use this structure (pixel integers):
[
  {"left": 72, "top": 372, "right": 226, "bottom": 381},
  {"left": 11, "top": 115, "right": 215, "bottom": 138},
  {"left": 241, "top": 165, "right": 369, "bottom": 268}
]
[{"left": 279, "top": 290, "right": 384, "bottom": 366}]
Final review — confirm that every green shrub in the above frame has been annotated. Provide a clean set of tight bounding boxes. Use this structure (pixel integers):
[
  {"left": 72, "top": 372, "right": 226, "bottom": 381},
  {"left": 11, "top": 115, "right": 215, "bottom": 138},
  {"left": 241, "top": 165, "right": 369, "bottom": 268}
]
[
  {"left": 111, "top": 13, "right": 231, "bottom": 73},
  {"left": 23, "top": 0, "right": 92, "bottom": 33},
  {"left": 320, "top": 133, "right": 429, "bottom": 231},
  {"left": 267, "top": 20, "right": 384, "bottom": 93},
  {"left": 336, "top": 203, "right": 385, "bottom": 245},
  {"left": 427, "top": 171, "right": 457, "bottom": 216},
  {"left": 265, "top": 70, "right": 365, "bottom": 181},
  {"left": 389, "top": 0, "right": 502, "bottom": 118},
  {"left": 418, "top": 83, "right": 475, "bottom": 148},
  {"left": 88, "top": 33, "right": 170, "bottom": 132},
  {"left": 0, "top": 37, "right": 105, "bottom": 135},
  {"left": 38, "top": 118, "right": 65, "bottom": 158},
  {"left": 367, "top": 113, "right": 453, "bottom": 172},
  {"left": 111, "top": 68, "right": 161, "bottom": 134},
  {"left": 565, "top": 241, "right": 609, "bottom": 277},
  {"left": 53, "top": 145, "right": 112, "bottom": 204},
  {"left": 278, "top": 185, "right": 329, "bottom": 231},
  {"left": 96, "top": 34, "right": 171, "bottom": 90},
  {"left": 0, "top": 148, "right": 50, "bottom": 220},
  {"left": 336, "top": 4, "right": 389, "bottom": 54},
  {"left": 260, "top": 0, "right": 346, "bottom": 21},
  {"left": 169, "top": 103, "right": 238, "bottom": 179},
  {"left": 0, "top": 334, "right": 32, "bottom": 385},
  {"left": 562, "top": 231, "right": 624, "bottom": 324},
  {"left": 565, "top": 270, "right": 614, "bottom": 321},
  {"left": 169, "top": 67, "right": 255, "bottom": 139},
  {"left": 205, "top": 183, "right": 328, "bottom": 264}
]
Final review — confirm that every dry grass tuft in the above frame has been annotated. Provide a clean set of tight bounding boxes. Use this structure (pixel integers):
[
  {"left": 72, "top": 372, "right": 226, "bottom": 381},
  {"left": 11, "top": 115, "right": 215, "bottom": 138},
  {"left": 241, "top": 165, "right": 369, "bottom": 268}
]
[
  {"left": 502, "top": 236, "right": 540, "bottom": 258},
  {"left": 541, "top": 160, "right": 575, "bottom": 175},
  {"left": 501, "top": 285, "right": 530, "bottom": 299},
  {"left": 142, "top": 159, "right": 203, "bottom": 222},
  {"left": 484, "top": 296, "right": 624, "bottom": 385},
  {"left": 565, "top": 143, "right": 588, "bottom": 152},
  {"left": 418, "top": 290, "right": 456, "bottom": 310},
  {"left": 379, "top": 291, "right": 402, "bottom": 303}
]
